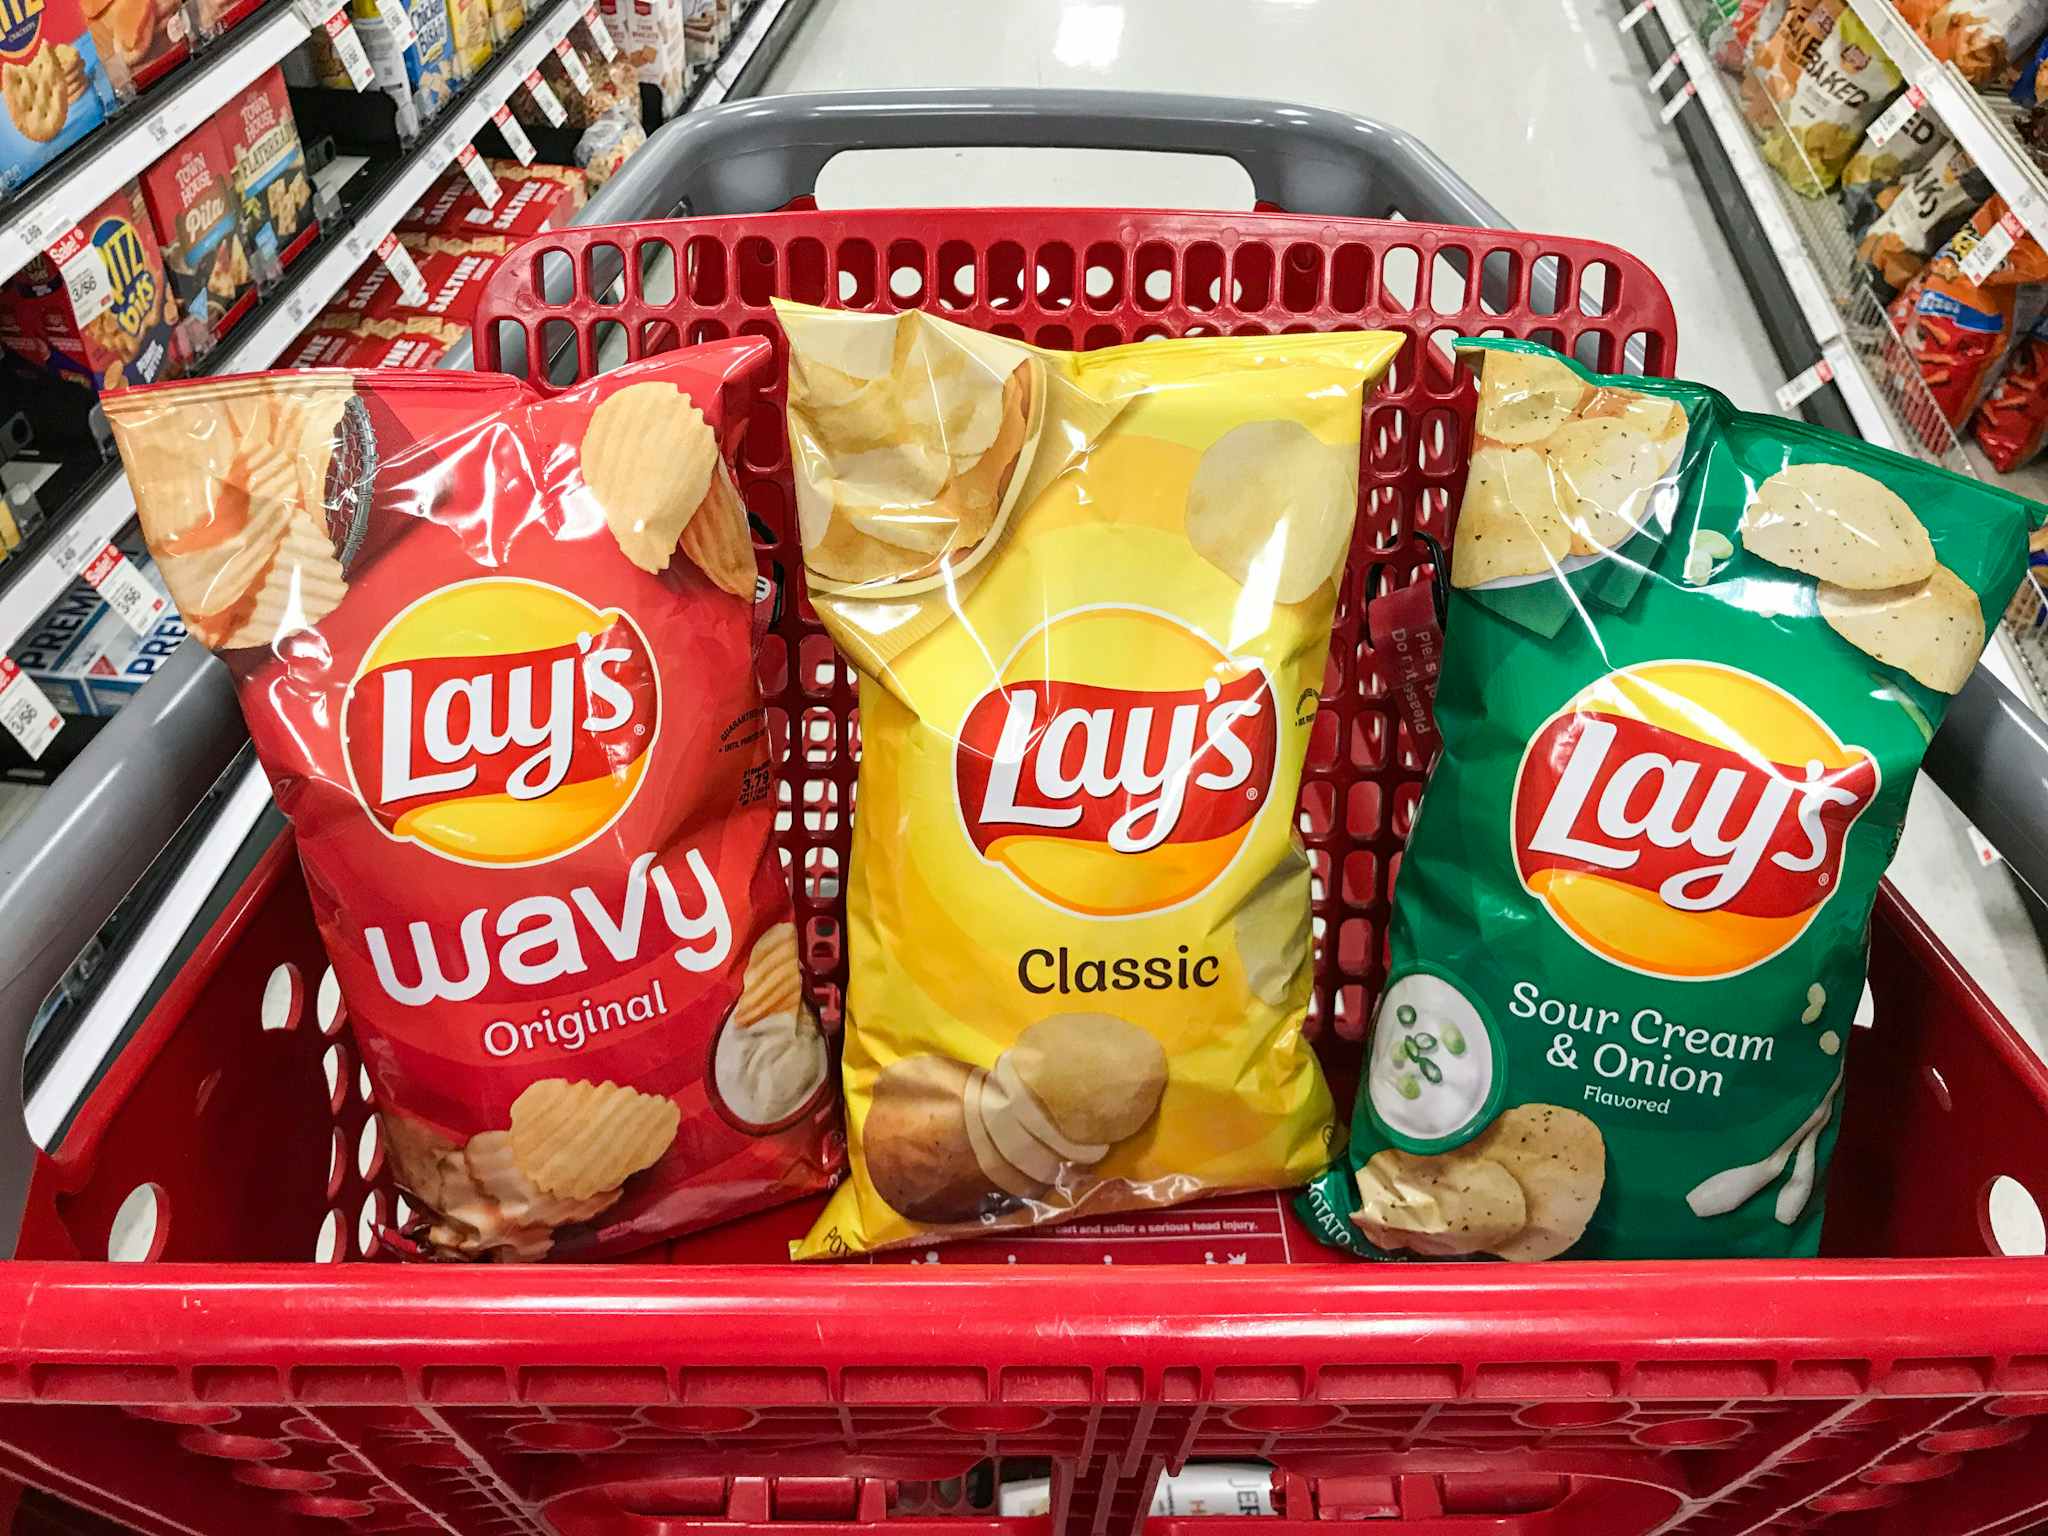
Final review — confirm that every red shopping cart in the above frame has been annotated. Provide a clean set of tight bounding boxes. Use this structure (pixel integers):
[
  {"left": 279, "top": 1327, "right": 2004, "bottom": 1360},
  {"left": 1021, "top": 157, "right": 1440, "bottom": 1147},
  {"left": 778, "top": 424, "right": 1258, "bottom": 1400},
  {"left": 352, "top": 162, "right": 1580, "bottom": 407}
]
[{"left": 0, "top": 90, "right": 2046, "bottom": 1536}]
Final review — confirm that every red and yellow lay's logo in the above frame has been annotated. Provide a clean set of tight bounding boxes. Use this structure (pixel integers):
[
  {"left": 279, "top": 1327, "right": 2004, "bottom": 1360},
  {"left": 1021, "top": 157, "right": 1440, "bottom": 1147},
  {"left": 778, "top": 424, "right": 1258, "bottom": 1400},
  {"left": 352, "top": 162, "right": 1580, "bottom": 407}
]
[
  {"left": 1512, "top": 661, "right": 1879, "bottom": 979},
  {"left": 342, "top": 579, "right": 658, "bottom": 866},
  {"left": 953, "top": 606, "right": 1278, "bottom": 917}
]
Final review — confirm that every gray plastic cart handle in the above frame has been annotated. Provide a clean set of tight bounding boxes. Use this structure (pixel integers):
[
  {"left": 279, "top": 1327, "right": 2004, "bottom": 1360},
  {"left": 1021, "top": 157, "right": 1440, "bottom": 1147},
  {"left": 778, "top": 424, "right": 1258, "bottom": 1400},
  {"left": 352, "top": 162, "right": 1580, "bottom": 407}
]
[
  {"left": 581, "top": 87, "right": 1513, "bottom": 227},
  {"left": 0, "top": 89, "right": 2045, "bottom": 1264}
]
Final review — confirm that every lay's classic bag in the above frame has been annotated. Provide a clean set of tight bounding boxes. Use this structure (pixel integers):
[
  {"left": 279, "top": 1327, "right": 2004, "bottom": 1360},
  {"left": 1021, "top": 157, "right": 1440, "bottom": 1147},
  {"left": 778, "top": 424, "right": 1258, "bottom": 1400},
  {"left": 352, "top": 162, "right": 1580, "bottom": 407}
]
[
  {"left": 106, "top": 343, "right": 841, "bottom": 1260},
  {"left": 774, "top": 301, "right": 1403, "bottom": 1258},
  {"left": 1301, "top": 339, "right": 2039, "bottom": 1263}
]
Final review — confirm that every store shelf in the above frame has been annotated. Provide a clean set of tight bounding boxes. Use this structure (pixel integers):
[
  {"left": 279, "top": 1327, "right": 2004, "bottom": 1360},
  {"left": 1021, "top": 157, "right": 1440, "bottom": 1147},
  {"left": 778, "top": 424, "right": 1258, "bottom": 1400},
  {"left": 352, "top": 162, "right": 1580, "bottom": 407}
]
[
  {"left": 1842, "top": 0, "right": 2048, "bottom": 248},
  {"left": 0, "top": 0, "right": 313, "bottom": 284},
  {"left": 1646, "top": 0, "right": 2047, "bottom": 713}
]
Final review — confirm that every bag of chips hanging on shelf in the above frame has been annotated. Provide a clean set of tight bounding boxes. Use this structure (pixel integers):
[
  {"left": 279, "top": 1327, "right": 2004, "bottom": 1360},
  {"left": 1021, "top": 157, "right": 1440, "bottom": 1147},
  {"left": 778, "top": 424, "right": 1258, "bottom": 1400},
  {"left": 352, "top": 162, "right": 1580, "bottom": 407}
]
[
  {"left": 1716, "top": 0, "right": 1790, "bottom": 74},
  {"left": 1972, "top": 309, "right": 2048, "bottom": 468},
  {"left": 1298, "top": 340, "right": 2041, "bottom": 1264},
  {"left": 1902, "top": 0, "right": 2048, "bottom": 85},
  {"left": 1853, "top": 141, "right": 1992, "bottom": 299},
  {"left": 1750, "top": 0, "right": 1902, "bottom": 197},
  {"left": 1887, "top": 195, "right": 2048, "bottom": 443},
  {"left": 1839, "top": 90, "right": 1949, "bottom": 233}
]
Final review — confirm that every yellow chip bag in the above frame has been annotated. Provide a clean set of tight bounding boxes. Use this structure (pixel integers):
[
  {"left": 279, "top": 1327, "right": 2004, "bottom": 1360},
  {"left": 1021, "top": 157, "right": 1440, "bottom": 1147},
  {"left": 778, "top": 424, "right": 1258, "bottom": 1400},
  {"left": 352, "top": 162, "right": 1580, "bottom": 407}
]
[{"left": 777, "top": 301, "right": 1404, "bottom": 1258}]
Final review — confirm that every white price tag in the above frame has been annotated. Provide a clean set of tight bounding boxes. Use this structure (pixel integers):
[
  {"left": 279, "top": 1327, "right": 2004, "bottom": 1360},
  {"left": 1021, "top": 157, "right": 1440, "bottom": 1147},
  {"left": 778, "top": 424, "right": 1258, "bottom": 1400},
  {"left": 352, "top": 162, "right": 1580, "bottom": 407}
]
[
  {"left": 376, "top": 232, "right": 429, "bottom": 306},
  {"left": 492, "top": 104, "right": 538, "bottom": 164},
  {"left": 525, "top": 68, "right": 566, "bottom": 125},
  {"left": 1868, "top": 84, "right": 1925, "bottom": 148},
  {"left": 2011, "top": 185, "right": 2048, "bottom": 237},
  {"left": 324, "top": 9, "right": 376, "bottom": 91},
  {"left": 1960, "top": 210, "right": 2024, "bottom": 284},
  {"left": 1657, "top": 78, "right": 1697, "bottom": 123},
  {"left": 1646, "top": 49, "right": 1682, "bottom": 92},
  {"left": 554, "top": 37, "right": 592, "bottom": 94},
  {"left": 81, "top": 544, "right": 170, "bottom": 635},
  {"left": 1967, "top": 821, "right": 2003, "bottom": 868},
  {"left": 0, "top": 661, "right": 62, "bottom": 762},
  {"left": 457, "top": 144, "right": 502, "bottom": 207},
  {"left": 48, "top": 226, "right": 112, "bottom": 327},
  {"left": 584, "top": 6, "right": 616, "bottom": 59},
  {"left": 1620, "top": 0, "right": 1656, "bottom": 31},
  {"left": 377, "top": 0, "right": 416, "bottom": 46},
  {"left": 1775, "top": 357, "right": 1835, "bottom": 412}
]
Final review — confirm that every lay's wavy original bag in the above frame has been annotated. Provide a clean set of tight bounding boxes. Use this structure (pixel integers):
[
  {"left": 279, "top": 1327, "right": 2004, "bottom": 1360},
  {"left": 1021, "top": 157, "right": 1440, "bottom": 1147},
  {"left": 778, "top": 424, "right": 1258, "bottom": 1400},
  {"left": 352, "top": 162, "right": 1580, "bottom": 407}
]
[
  {"left": 1301, "top": 339, "right": 2039, "bottom": 1263},
  {"left": 776, "top": 302, "right": 1402, "bottom": 1258},
  {"left": 106, "top": 342, "right": 842, "bottom": 1260}
]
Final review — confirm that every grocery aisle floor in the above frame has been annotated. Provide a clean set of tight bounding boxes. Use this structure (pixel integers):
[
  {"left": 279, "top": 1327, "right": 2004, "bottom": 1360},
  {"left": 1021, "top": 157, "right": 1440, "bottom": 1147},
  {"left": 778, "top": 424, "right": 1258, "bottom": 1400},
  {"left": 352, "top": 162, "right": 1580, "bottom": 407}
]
[{"left": 764, "top": 0, "right": 2048, "bottom": 1043}]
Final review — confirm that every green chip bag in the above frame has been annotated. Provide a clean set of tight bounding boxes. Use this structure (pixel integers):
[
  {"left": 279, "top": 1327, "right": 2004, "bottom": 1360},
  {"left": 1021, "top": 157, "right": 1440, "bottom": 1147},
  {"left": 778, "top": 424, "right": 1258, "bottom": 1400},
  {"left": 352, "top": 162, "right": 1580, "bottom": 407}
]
[{"left": 1300, "top": 339, "right": 2042, "bottom": 1263}]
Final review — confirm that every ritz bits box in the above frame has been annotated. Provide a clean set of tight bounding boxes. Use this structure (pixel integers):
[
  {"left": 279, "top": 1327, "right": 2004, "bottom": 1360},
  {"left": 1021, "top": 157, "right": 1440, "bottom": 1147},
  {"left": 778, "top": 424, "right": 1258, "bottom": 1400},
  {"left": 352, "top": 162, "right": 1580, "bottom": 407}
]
[
  {"left": 221, "top": 67, "right": 317, "bottom": 276},
  {"left": 1, "top": 0, "right": 114, "bottom": 193},
  {"left": 106, "top": 341, "right": 842, "bottom": 1261},
  {"left": 4, "top": 181, "right": 178, "bottom": 393},
  {"left": 139, "top": 121, "right": 257, "bottom": 351}
]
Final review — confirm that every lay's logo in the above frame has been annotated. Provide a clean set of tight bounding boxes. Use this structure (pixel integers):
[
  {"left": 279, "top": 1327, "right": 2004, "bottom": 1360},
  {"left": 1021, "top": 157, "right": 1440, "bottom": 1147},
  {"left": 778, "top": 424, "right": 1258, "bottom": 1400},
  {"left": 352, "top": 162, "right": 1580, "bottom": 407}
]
[
  {"left": 1511, "top": 661, "right": 1879, "bottom": 979},
  {"left": 954, "top": 606, "right": 1277, "bottom": 916},
  {"left": 92, "top": 217, "right": 157, "bottom": 340},
  {"left": 342, "top": 579, "right": 658, "bottom": 866}
]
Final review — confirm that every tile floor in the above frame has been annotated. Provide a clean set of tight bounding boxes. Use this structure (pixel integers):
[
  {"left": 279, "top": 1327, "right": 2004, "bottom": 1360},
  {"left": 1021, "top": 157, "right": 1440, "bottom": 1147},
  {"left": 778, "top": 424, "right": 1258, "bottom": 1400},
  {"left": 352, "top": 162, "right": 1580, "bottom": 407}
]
[{"left": 762, "top": 0, "right": 2048, "bottom": 1045}]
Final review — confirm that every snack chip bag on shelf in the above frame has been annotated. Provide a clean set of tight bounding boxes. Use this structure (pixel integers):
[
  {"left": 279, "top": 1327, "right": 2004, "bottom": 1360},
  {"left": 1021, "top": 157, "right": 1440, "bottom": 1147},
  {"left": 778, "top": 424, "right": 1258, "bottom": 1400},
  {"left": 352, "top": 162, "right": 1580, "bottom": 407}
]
[
  {"left": 1972, "top": 310, "right": 2048, "bottom": 468},
  {"left": 1840, "top": 91, "right": 1948, "bottom": 233},
  {"left": 1751, "top": 0, "right": 1901, "bottom": 197},
  {"left": 777, "top": 303, "right": 1403, "bottom": 1260},
  {"left": 1850, "top": 142, "right": 1990, "bottom": 302},
  {"left": 104, "top": 340, "right": 843, "bottom": 1261},
  {"left": 1887, "top": 195, "right": 2048, "bottom": 441},
  {"left": 1902, "top": 0, "right": 2048, "bottom": 84},
  {"left": 575, "top": 108, "right": 644, "bottom": 190},
  {"left": 1300, "top": 340, "right": 2039, "bottom": 1264},
  {"left": 1715, "top": 0, "right": 1790, "bottom": 73}
]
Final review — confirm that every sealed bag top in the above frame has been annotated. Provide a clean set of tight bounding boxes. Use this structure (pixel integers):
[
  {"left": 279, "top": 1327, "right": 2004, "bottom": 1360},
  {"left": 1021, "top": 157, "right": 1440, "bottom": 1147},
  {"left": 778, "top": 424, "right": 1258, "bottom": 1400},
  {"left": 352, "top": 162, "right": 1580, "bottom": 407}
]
[
  {"left": 774, "top": 302, "right": 1405, "bottom": 1258},
  {"left": 105, "top": 344, "right": 840, "bottom": 1260},
  {"left": 1302, "top": 339, "right": 2040, "bottom": 1263}
]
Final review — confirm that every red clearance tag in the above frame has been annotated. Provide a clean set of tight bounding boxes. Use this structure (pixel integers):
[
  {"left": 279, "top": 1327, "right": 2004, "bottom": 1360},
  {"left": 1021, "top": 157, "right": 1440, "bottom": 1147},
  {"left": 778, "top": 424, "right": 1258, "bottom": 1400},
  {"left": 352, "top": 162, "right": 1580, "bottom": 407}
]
[{"left": 1367, "top": 577, "right": 1443, "bottom": 758}]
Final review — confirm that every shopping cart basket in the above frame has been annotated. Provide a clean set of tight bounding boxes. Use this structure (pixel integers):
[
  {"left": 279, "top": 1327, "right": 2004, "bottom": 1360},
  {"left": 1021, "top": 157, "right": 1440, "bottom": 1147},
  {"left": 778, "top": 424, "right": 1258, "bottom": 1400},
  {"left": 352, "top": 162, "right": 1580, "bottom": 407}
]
[{"left": 0, "top": 91, "right": 2045, "bottom": 1536}]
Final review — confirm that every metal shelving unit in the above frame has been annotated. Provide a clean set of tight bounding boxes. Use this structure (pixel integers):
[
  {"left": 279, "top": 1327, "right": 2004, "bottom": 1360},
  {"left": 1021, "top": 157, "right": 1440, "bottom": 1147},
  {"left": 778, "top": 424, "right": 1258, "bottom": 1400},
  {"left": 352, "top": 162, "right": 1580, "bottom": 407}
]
[{"left": 1630, "top": 0, "right": 2048, "bottom": 714}]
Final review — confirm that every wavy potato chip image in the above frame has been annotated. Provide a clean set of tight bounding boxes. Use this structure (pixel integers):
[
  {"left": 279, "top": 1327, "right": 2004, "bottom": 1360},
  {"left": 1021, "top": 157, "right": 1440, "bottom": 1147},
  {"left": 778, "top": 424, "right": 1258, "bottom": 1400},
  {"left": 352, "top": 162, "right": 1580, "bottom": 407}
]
[
  {"left": 1353, "top": 1147, "right": 1528, "bottom": 1258},
  {"left": 1741, "top": 463, "right": 1935, "bottom": 590},
  {"left": 1819, "top": 562, "right": 1984, "bottom": 693},
  {"left": 1185, "top": 418, "right": 1359, "bottom": 604},
  {"left": 1474, "top": 350, "right": 1589, "bottom": 444},
  {"left": 580, "top": 382, "right": 720, "bottom": 575},
  {"left": 509, "top": 1078, "right": 681, "bottom": 1201},
  {"left": 1451, "top": 444, "right": 1571, "bottom": 587}
]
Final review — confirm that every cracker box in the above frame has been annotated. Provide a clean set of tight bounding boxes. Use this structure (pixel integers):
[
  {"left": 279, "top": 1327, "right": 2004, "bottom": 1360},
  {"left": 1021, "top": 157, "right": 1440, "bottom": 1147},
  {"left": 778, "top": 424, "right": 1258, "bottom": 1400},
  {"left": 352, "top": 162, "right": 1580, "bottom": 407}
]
[
  {"left": 12, "top": 582, "right": 102, "bottom": 714},
  {"left": 138, "top": 120, "right": 257, "bottom": 346},
  {"left": 0, "top": 0, "right": 114, "bottom": 194},
  {"left": 191, "top": 0, "right": 263, "bottom": 38},
  {"left": 221, "top": 67, "right": 318, "bottom": 273},
  {"left": 398, "top": 160, "right": 577, "bottom": 238},
  {"left": 442, "top": 0, "right": 490, "bottom": 78},
  {"left": 82, "top": 0, "right": 190, "bottom": 97},
  {"left": 5, "top": 181, "right": 179, "bottom": 393}
]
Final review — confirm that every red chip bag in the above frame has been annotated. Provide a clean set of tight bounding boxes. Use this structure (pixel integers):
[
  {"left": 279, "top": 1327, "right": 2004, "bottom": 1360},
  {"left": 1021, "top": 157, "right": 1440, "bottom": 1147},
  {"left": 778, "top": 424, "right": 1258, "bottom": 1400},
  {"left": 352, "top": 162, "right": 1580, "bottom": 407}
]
[
  {"left": 1974, "top": 313, "right": 2048, "bottom": 469},
  {"left": 1887, "top": 196, "right": 2048, "bottom": 447},
  {"left": 104, "top": 344, "right": 842, "bottom": 1260}
]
